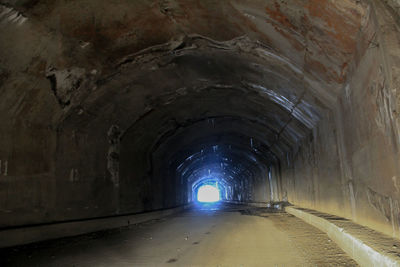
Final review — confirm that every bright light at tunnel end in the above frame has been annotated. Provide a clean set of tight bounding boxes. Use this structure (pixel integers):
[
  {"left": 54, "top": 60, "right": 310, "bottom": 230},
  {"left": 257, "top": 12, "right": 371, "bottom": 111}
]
[{"left": 197, "top": 185, "right": 220, "bottom": 203}]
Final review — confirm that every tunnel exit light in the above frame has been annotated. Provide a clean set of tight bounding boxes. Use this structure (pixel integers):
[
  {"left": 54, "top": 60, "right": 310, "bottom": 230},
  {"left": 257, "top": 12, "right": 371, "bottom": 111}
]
[{"left": 197, "top": 185, "right": 220, "bottom": 202}]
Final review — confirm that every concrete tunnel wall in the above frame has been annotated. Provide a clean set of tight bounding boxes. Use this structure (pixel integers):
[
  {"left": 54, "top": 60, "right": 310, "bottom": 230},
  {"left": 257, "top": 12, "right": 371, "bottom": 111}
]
[{"left": 1, "top": 0, "right": 400, "bottom": 241}]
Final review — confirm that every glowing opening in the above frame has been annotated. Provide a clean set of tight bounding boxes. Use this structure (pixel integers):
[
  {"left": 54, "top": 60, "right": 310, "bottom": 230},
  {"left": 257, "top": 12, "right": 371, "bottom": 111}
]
[{"left": 197, "top": 185, "right": 220, "bottom": 203}]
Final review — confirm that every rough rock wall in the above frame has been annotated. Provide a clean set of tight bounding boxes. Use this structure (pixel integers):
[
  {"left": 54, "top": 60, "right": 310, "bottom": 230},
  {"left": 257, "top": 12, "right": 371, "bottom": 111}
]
[
  {"left": 119, "top": 124, "right": 188, "bottom": 213},
  {"left": 282, "top": 0, "right": 400, "bottom": 238},
  {"left": 227, "top": 166, "right": 275, "bottom": 204}
]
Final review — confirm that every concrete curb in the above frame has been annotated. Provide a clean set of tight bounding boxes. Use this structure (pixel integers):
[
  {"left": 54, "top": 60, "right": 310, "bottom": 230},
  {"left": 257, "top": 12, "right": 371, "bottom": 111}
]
[
  {"left": 223, "top": 200, "right": 269, "bottom": 207},
  {"left": 223, "top": 201, "right": 286, "bottom": 210},
  {"left": 285, "top": 206, "right": 400, "bottom": 267},
  {"left": 0, "top": 204, "right": 191, "bottom": 249}
]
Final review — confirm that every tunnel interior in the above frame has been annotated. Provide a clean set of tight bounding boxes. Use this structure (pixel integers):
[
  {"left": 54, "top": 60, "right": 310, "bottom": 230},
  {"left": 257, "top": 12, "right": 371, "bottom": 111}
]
[{"left": 1, "top": 0, "right": 400, "bottom": 246}]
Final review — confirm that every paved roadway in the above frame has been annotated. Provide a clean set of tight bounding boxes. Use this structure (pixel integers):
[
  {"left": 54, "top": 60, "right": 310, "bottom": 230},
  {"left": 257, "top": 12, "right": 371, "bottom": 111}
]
[{"left": 1, "top": 203, "right": 357, "bottom": 266}]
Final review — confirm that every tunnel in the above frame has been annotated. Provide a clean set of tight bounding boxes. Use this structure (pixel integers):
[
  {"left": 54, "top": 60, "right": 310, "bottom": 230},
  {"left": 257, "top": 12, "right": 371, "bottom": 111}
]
[{"left": 1, "top": 0, "right": 400, "bottom": 265}]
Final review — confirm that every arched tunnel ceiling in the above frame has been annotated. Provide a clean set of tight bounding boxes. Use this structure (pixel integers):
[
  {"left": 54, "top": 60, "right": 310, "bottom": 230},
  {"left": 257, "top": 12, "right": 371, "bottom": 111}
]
[
  {"left": 0, "top": 0, "right": 370, "bottom": 190},
  {"left": 151, "top": 118, "right": 279, "bottom": 189}
]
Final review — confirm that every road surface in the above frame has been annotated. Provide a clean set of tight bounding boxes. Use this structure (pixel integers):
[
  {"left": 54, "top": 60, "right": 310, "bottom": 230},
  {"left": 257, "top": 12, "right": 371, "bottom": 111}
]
[{"left": 1, "top": 203, "right": 357, "bottom": 266}]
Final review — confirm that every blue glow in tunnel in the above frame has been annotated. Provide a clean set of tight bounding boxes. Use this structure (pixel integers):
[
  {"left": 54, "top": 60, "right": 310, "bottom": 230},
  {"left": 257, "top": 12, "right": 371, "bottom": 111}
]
[{"left": 197, "top": 185, "right": 220, "bottom": 202}]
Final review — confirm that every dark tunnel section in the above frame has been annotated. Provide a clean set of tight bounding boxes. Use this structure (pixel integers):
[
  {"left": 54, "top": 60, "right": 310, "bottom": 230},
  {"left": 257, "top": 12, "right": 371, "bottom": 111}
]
[
  {"left": 111, "top": 47, "right": 310, "bottom": 214},
  {"left": 120, "top": 113, "right": 284, "bottom": 212}
]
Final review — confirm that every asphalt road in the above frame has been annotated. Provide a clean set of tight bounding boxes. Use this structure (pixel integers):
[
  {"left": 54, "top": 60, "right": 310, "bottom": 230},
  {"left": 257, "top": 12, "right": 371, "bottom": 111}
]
[{"left": 1, "top": 203, "right": 357, "bottom": 266}]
